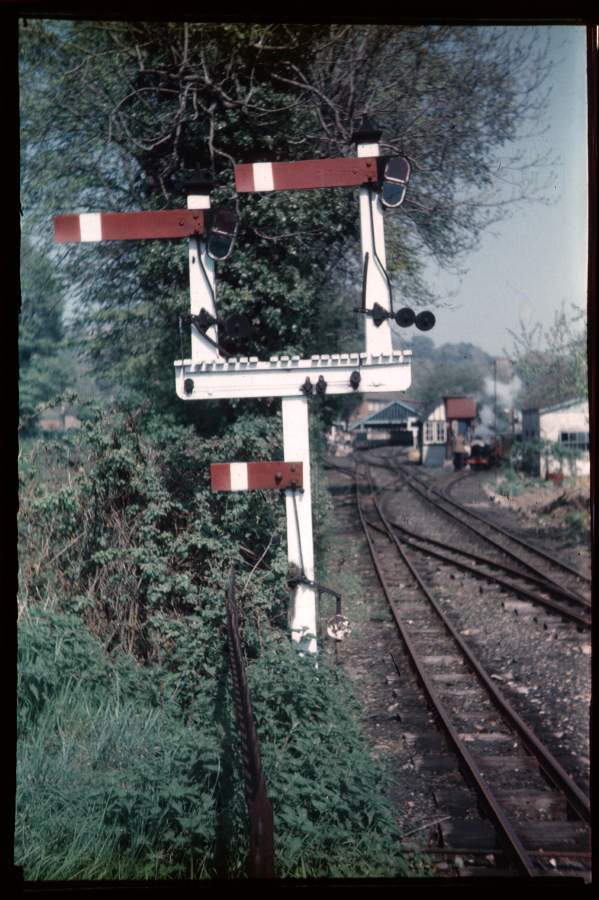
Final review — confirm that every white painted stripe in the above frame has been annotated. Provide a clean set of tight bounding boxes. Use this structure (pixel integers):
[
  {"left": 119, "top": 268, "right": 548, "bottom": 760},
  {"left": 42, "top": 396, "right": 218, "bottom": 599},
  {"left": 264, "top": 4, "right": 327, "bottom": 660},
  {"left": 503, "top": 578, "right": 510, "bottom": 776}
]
[
  {"left": 79, "top": 213, "right": 103, "bottom": 242},
  {"left": 229, "top": 462, "right": 249, "bottom": 491},
  {"left": 357, "top": 142, "right": 380, "bottom": 158},
  {"left": 187, "top": 194, "right": 211, "bottom": 209},
  {"left": 252, "top": 162, "right": 274, "bottom": 192}
]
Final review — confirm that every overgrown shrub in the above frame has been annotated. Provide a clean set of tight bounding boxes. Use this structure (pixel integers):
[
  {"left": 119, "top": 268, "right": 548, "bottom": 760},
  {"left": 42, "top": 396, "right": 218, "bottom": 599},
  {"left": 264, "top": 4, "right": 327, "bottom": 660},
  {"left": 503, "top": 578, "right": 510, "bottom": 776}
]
[{"left": 17, "top": 406, "right": 408, "bottom": 879}]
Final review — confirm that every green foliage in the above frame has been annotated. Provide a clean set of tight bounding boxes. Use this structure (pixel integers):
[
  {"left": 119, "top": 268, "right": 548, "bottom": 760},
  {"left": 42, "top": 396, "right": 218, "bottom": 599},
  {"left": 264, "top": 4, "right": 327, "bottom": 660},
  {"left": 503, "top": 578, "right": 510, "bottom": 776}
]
[
  {"left": 492, "top": 464, "right": 548, "bottom": 499},
  {"left": 19, "top": 239, "right": 77, "bottom": 434},
  {"left": 509, "top": 435, "right": 587, "bottom": 480},
  {"left": 507, "top": 304, "right": 588, "bottom": 409},
  {"left": 20, "top": 21, "right": 554, "bottom": 413},
  {"left": 18, "top": 405, "right": 288, "bottom": 656},
  {"left": 407, "top": 338, "right": 492, "bottom": 406},
  {"left": 250, "top": 643, "right": 405, "bottom": 878},
  {"left": 17, "top": 409, "right": 409, "bottom": 879},
  {"left": 17, "top": 609, "right": 220, "bottom": 880}
]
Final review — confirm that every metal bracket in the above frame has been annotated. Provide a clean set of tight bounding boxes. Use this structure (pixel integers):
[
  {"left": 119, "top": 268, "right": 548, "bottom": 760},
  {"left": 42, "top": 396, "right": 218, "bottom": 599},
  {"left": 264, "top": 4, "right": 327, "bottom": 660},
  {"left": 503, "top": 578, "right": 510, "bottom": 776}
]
[
  {"left": 288, "top": 569, "right": 341, "bottom": 612},
  {"left": 354, "top": 301, "right": 390, "bottom": 327},
  {"left": 316, "top": 375, "right": 327, "bottom": 396},
  {"left": 349, "top": 370, "right": 361, "bottom": 391}
]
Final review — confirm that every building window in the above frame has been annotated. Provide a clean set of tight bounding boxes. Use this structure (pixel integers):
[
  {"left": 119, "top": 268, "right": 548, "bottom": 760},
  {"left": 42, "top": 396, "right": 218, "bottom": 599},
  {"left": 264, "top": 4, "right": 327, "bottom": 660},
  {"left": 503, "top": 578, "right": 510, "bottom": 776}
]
[
  {"left": 560, "top": 432, "right": 589, "bottom": 451},
  {"left": 424, "top": 421, "right": 446, "bottom": 444}
]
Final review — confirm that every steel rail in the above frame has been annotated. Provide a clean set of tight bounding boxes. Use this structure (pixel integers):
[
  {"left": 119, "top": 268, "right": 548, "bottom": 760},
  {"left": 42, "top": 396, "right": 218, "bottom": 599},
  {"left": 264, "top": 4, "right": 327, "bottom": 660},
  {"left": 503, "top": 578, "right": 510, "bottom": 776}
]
[
  {"left": 377, "top": 494, "right": 591, "bottom": 606},
  {"left": 354, "top": 462, "right": 590, "bottom": 875},
  {"left": 364, "top": 465, "right": 591, "bottom": 824},
  {"left": 368, "top": 514, "right": 591, "bottom": 629},
  {"left": 402, "top": 462, "right": 591, "bottom": 586},
  {"left": 354, "top": 468, "right": 539, "bottom": 877},
  {"left": 392, "top": 463, "right": 590, "bottom": 608}
]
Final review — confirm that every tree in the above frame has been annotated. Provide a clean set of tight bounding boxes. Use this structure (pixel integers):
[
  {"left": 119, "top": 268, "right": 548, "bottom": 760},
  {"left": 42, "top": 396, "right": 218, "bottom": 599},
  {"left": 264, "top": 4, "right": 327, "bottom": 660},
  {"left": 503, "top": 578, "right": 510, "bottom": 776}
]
[
  {"left": 19, "top": 20, "right": 554, "bottom": 417},
  {"left": 19, "top": 239, "right": 76, "bottom": 433},
  {"left": 407, "top": 339, "right": 491, "bottom": 407},
  {"left": 507, "top": 304, "right": 587, "bottom": 409}
]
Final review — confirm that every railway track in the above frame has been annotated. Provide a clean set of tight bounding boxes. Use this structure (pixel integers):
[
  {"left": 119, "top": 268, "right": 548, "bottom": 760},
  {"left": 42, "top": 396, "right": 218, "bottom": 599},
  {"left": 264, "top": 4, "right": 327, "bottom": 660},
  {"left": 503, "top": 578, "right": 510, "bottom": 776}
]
[
  {"left": 351, "top": 454, "right": 591, "bottom": 880},
  {"left": 393, "top": 459, "right": 591, "bottom": 598},
  {"left": 369, "top": 456, "right": 592, "bottom": 631}
]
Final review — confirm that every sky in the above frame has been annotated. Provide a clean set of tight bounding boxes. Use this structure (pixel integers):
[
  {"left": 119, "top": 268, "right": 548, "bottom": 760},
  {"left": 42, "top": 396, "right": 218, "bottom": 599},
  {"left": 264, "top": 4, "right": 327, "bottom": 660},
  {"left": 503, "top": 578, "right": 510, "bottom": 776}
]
[{"left": 418, "top": 25, "right": 588, "bottom": 358}]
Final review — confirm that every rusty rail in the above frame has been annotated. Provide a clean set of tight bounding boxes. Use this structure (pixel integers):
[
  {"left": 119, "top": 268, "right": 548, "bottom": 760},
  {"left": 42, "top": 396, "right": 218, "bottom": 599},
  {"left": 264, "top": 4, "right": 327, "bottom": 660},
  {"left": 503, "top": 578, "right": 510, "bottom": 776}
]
[
  {"left": 226, "top": 570, "right": 274, "bottom": 878},
  {"left": 354, "top": 461, "right": 590, "bottom": 876}
]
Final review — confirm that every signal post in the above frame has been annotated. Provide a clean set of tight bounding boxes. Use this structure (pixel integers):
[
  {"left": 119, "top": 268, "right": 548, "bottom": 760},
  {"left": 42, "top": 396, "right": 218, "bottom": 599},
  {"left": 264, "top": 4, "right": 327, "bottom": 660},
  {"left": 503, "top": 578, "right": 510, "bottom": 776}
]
[{"left": 55, "top": 125, "right": 432, "bottom": 654}]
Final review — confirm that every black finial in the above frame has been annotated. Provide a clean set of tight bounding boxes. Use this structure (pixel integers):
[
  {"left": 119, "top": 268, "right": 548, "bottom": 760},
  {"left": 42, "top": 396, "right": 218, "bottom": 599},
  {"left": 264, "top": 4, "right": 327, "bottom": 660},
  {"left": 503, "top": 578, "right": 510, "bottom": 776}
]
[
  {"left": 351, "top": 115, "right": 382, "bottom": 145},
  {"left": 185, "top": 168, "right": 214, "bottom": 195}
]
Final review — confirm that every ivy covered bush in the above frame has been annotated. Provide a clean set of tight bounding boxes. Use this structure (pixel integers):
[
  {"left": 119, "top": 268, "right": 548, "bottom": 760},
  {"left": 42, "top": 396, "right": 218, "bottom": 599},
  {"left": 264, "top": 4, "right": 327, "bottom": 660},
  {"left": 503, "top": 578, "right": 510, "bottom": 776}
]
[{"left": 17, "top": 406, "right": 407, "bottom": 879}]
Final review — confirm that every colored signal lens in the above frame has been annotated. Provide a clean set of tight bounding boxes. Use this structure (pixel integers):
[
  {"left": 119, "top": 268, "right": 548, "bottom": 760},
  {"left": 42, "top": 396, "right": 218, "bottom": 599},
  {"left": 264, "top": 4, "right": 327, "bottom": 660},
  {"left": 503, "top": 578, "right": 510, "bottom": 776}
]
[
  {"left": 394, "top": 307, "right": 415, "bottom": 328},
  {"left": 207, "top": 208, "right": 238, "bottom": 260},
  {"left": 415, "top": 311, "right": 436, "bottom": 331},
  {"left": 381, "top": 156, "right": 411, "bottom": 208},
  {"left": 381, "top": 183, "right": 407, "bottom": 208},
  {"left": 384, "top": 156, "right": 411, "bottom": 184},
  {"left": 224, "top": 313, "right": 251, "bottom": 339}
]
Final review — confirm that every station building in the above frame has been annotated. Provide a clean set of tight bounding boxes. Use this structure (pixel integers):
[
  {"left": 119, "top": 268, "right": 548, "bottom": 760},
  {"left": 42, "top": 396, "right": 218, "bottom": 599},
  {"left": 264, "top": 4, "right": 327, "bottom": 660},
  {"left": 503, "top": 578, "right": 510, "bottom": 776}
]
[
  {"left": 521, "top": 397, "right": 590, "bottom": 478},
  {"left": 348, "top": 397, "right": 423, "bottom": 449}
]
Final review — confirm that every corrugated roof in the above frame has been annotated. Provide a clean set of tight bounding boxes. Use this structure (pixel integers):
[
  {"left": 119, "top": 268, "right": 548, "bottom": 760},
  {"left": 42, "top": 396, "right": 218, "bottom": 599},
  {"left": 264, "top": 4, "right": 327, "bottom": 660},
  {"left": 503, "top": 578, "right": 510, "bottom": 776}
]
[
  {"left": 444, "top": 397, "right": 477, "bottom": 420},
  {"left": 533, "top": 397, "right": 587, "bottom": 415},
  {"left": 349, "top": 400, "right": 421, "bottom": 431}
]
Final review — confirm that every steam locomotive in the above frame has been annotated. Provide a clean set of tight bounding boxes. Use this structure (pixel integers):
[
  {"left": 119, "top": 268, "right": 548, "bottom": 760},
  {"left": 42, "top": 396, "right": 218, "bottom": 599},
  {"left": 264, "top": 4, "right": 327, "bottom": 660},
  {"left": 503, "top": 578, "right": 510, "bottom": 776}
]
[{"left": 467, "top": 437, "right": 505, "bottom": 470}]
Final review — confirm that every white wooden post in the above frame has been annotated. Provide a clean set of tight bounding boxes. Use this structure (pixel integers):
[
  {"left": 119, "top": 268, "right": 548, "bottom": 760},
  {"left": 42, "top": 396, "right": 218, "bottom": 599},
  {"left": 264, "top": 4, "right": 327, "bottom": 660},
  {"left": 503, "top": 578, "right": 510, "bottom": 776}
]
[
  {"left": 356, "top": 136, "right": 393, "bottom": 357},
  {"left": 172, "top": 144, "right": 413, "bottom": 654},
  {"left": 282, "top": 396, "right": 317, "bottom": 653},
  {"left": 187, "top": 187, "right": 219, "bottom": 363}
]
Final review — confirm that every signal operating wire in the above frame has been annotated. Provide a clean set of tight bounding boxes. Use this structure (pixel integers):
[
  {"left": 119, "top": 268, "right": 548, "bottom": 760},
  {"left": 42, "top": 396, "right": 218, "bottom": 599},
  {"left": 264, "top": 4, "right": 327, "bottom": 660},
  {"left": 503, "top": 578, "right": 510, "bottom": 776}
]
[
  {"left": 195, "top": 235, "right": 217, "bottom": 307},
  {"left": 366, "top": 184, "right": 395, "bottom": 315},
  {"left": 290, "top": 486, "right": 305, "bottom": 576}
]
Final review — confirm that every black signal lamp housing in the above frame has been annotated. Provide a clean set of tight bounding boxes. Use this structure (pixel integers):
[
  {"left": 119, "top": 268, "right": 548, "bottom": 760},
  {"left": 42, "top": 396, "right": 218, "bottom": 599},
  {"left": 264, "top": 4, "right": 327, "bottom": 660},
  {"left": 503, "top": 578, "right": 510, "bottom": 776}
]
[
  {"left": 224, "top": 313, "right": 251, "bottom": 340},
  {"left": 415, "top": 311, "right": 436, "bottom": 332},
  {"left": 380, "top": 156, "right": 411, "bottom": 209},
  {"left": 394, "top": 307, "right": 415, "bottom": 328}
]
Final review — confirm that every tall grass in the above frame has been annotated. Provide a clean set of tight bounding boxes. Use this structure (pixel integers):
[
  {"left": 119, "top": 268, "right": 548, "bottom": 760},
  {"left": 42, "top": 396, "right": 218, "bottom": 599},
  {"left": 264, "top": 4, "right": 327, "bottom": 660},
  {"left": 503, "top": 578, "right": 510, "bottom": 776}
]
[
  {"left": 16, "top": 413, "right": 411, "bottom": 880},
  {"left": 17, "top": 609, "right": 221, "bottom": 880}
]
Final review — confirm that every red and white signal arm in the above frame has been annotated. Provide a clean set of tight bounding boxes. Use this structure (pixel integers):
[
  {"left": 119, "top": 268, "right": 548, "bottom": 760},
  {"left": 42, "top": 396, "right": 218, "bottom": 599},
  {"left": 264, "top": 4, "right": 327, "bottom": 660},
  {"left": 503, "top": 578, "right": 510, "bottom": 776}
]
[
  {"left": 54, "top": 209, "right": 207, "bottom": 242},
  {"left": 211, "top": 461, "right": 303, "bottom": 492},
  {"left": 235, "top": 156, "right": 380, "bottom": 193}
]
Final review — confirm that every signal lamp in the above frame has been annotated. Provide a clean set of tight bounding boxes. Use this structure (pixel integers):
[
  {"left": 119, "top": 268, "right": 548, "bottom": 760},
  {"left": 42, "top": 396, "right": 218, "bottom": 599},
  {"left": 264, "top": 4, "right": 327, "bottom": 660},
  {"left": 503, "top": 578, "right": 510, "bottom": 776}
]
[
  {"left": 371, "top": 302, "right": 389, "bottom": 327},
  {"left": 207, "top": 208, "right": 238, "bottom": 261},
  {"left": 394, "top": 307, "right": 415, "bottom": 328},
  {"left": 415, "top": 311, "right": 436, "bottom": 332},
  {"left": 224, "top": 313, "right": 251, "bottom": 340},
  {"left": 380, "top": 157, "right": 411, "bottom": 209}
]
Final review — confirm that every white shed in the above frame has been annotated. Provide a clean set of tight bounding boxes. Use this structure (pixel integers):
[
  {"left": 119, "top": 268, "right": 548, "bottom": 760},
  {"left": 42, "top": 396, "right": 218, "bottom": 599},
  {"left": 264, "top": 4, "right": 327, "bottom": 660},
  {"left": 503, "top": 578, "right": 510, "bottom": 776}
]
[{"left": 521, "top": 398, "right": 590, "bottom": 478}]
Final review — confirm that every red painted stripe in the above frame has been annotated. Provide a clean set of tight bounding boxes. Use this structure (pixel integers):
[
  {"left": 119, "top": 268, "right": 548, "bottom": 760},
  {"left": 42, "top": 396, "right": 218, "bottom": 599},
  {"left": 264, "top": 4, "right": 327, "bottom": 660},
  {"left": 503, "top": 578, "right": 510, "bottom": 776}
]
[
  {"left": 210, "top": 464, "right": 232, "bottom": 491},
  {"left": 210, "top": 461, "right": 303, "bottom": 491},
  {"left": 234, "top": 164, "right": 256, "bottom": 193},
  {"left": 246, "top": 462, "right": 303, "bottom": 490},
  {"left": 54, "top": 215, "right": 81, "bottom": 242},
  {"left": 53, "top": 209, "right": 206, "bottom": 242},
  {"left": 234, "top": 157, "right": 378, "bottom": 193}
]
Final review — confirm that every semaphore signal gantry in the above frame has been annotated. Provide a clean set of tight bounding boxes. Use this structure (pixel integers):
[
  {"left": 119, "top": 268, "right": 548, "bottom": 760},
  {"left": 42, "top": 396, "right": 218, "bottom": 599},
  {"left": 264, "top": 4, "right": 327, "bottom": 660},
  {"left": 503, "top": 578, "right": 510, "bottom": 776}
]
[{"left": 53, "top": 120, "right": 436, "bottom": 654}]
